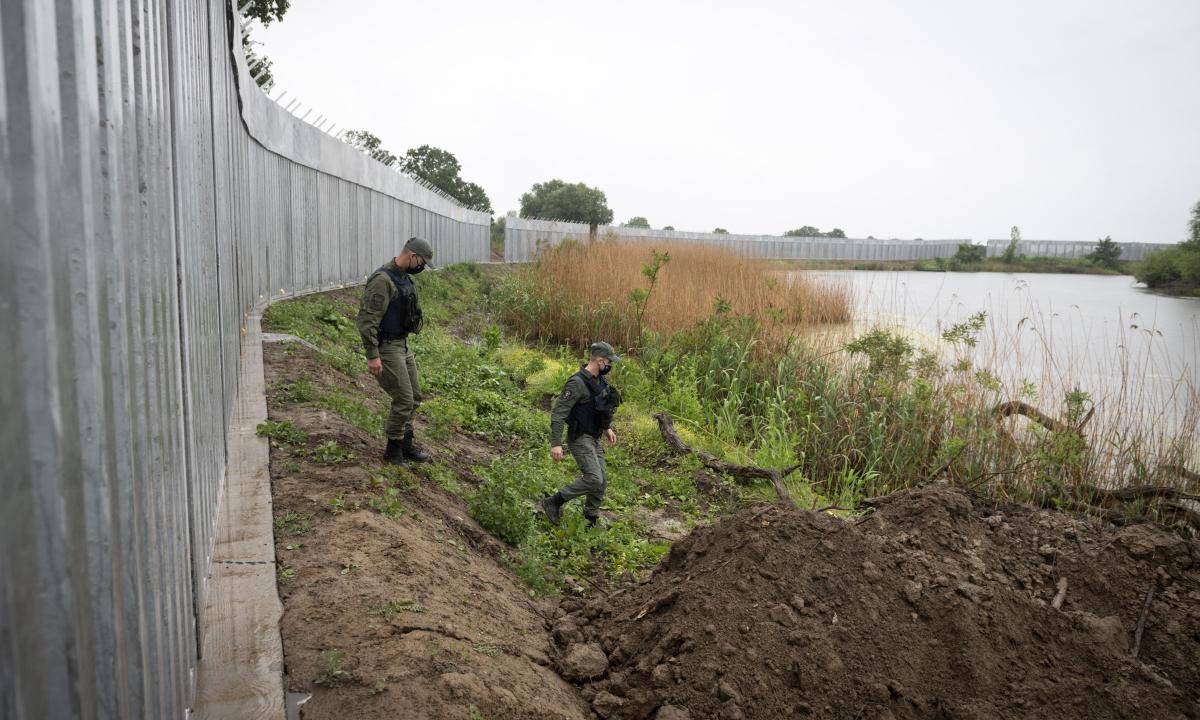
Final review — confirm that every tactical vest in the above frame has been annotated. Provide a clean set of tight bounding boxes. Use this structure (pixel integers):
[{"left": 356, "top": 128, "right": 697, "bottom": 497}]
[
  {"left": 377, "top": 266, "right": 423, "bottom": 342},
  {"left": 567, "top": 370, "right": 622, "bottom": 441}
]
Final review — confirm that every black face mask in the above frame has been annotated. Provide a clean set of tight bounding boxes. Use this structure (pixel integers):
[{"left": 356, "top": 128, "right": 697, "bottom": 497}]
[
  {"left": 409, "top": 262, "right": 426, "bottom": 275},
  {"left": 599, "top": 364, "right": 612, "bottom": 376}
]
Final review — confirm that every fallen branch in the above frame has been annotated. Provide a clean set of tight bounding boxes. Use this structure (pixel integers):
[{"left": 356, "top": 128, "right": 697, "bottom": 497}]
[
  {"left": 1051, "top": 577, "right": 1069, "bottom": 610},
  {"left": 994, "top": 400, "right": 1082, "bottom": 436},
  {"left": 1130, "top": 581, "right": 1156, "bottom": 658},
  {"left": 654, "top": 412, "right": 795, "bottom": 505}
]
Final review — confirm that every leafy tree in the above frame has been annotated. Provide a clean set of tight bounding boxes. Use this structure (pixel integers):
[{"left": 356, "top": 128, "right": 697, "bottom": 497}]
[
  {"left": 394, "top": 144, "right": 492, "bottom": 212},
  {"left": 343, "top": 130, "right": 398, "bottom": 166},
  {"left": 1188, "top": 200, "right": 1200, "bottom": 248},
  {"left": 1086, "top": 236, "right": 1122, "bottom": 270},
  {"left": 953, "top": 243, "right": 987, "bottom": 264},
  {"left": 827, "top": 228, "right": 847, "bottom": 238},
  {"left": 1002, "top": 225, "right": 1021, "bottom": 264},
  {"left": 623, "top": 216, "right": 651, "bottom": 228},
  {"left": 785, "top": 226, "right": 822, "bottom": 238},
  {"left": 240, "top": 1, "right": 289, "bottom": 90},
  {"left": 490, "top": 216, "right": 506, "bottom": 255},
  {"left": 242, "top": 0, "right": 289, "bottom": 25},
  {"left": 519, "top": 180, "right": 613, "bottom": 235},
  {"left": 712, "top": 228, "right": 729, "bottom": 234},
  {"left": 662, "top": 225, "right": 675, "bottom": 231}
]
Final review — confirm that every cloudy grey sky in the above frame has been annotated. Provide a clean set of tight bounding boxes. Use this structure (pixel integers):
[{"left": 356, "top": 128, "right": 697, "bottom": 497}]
[{"left": 256, "top": 1, "right": 1200, "bottom": 243}]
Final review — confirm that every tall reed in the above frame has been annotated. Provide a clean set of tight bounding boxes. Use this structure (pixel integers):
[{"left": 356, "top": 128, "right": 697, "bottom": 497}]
[{"left": 497, "top": 238, "right": 851, "bottom": 350}]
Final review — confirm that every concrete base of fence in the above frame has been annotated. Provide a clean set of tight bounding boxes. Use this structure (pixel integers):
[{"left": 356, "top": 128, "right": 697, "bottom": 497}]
[{"left": 192, "top": 310, "right": 286, "bottom": 720}]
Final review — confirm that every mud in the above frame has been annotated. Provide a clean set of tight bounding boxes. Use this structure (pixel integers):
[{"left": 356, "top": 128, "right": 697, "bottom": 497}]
[{"left": 553, "top": 486, "right": 1200, "bottom": 719}]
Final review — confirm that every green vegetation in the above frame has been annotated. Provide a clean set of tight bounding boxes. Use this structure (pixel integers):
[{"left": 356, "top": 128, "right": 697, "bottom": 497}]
[
  {"left": 622, "top": 216, "right": 650, "bottom": 229},
  {"left": 273, "top": 511, "right": 309, "bottom": 537},
  {"left": 784, "top": 226, "right": 846, "bottom": 238},
  {"left": 313, "top": 650, "right": 350, "bottom": 688},
  {"left": 520, "top": 179, "right": 613, "bottom": 233},
  {"left": 1134, "top": 201, "right": 1200, "bottom": 295},
  {"left": 256, "top": 419, "right": 308, "bottom": 446},
  {"left": 305, "top": 440, "right": 354, "bottom": 464},
  {"left": 264, "top": 254, "right": 1195, "bottom": 601},
  {"left": 368, "top": 600, "right": 427, "bottom": 622}
]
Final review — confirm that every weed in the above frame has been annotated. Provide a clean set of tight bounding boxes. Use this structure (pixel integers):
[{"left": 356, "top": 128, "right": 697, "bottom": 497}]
[
  {"left": 369, "top": 683, "right": 387, "bottom": 696},
  {"left": 277, "top": 566, "right": 296, "bottom": 584},
  {"left": 270, "top": 379, "right": 318, "bottom": 404},
  {"left": 256, "top": 419, "right": 308, "bottom": 446},
  {"left": 471, "top": 643, "right": 503, "bottom": 657},
  {"left": 369, "top": 487, "right": 406, "bottom": 520},
  {"left": 305, "top": 440, "right": 354, "bottom": 464},
  {"left": 283, "top": 460, "right": 302, "bottom": 474},
  {"left": 327, "top": 497, "right": 345, "bottom": 514},
  {"left": 368, "top": 600, "right": 428, "bottom": 622},
  {"left": 370, "top": 464, "right": 418, "bottom": 492},
  {"left": 313, "top": 650, "right": 350, "bottom": 688},
  {"left": 468, "top": 705, "right": 486, "bottom": 720},
  {"left": 273, "top": 511, "right": 309, "bottom": 537}
]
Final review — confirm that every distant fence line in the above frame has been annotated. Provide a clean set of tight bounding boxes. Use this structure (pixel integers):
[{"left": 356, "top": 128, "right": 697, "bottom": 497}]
[
  {"left": 504, "top": 216, "right": 965, "bottom": 262},
  {"left": 984, "top": 239, "right": 1175, "bottom": 262},
  {"left": 1, "top": 1, "right": 488, "bottom": 718}
]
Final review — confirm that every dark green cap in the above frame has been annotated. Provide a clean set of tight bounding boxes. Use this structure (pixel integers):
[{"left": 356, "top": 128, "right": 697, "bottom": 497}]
[
  {"left": 404, "top": 236, "right": 434, "bottom": 266},
  {"left": 589, "top": 341, "right": 620, "bottom": 362}
]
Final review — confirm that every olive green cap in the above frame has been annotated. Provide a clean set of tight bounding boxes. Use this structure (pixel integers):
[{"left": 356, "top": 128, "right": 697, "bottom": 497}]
[
  {"left": 404, "top": 236, "right": 434, "bottom": 266},
  {"left": 589, "top": 341, "right": 620, "bottom": 362}
]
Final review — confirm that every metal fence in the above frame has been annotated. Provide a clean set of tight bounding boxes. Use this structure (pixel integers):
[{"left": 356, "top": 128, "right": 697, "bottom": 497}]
[
  {"left": 0, "top": 1, "right": 489, "bottom": 718},
  {"left": 504, "top": 216, "right": 966, "bottom": 263},
  {"left": 984, "top": 239, "right": 1177, "bottom": 261}
]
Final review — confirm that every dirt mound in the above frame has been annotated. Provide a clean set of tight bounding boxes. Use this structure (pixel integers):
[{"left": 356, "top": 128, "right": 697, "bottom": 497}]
[{"left": 551, "top": 485, "right": 1200, "bottom": 719}]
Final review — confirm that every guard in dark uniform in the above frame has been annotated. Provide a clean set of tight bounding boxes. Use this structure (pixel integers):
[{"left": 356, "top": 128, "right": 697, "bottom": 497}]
[
  {"left": 542, "top": 341, "right": 622, "bottom": 526},
  {"left": 355, "top": 237, "right": 434, "bottom": 466}
]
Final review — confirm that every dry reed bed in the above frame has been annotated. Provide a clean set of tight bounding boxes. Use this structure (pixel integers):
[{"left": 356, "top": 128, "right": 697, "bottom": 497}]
[{"left": 513, "top": 239, "right": 851, "bottom": 349}]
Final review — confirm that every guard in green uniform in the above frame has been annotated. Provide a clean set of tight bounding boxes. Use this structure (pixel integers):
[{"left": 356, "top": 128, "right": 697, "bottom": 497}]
[
  {"left": 541, "top": 341, "right": 623, "bottom": 526},
  {"left": 356, "top": 237, "right": 434, "bottom": 466}
]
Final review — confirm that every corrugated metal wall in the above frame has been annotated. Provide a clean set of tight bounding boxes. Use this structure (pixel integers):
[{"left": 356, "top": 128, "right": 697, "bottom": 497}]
[
  {"left": 0, "top": 1, "right": 490, "bottom": 718},
  {"left": 984, "top": 238, "right": 1178, "bottom": 261},
  {"left": 504, "top": 216, "right": 964, "bottom": 263}
]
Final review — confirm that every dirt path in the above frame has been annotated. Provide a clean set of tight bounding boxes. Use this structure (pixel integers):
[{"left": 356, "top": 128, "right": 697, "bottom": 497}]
[{"left": 264, "top": 342, "right": 589, "bottom": 720}]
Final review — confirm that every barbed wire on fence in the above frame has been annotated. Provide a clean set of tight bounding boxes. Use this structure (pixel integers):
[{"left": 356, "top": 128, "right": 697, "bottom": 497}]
[{"left": 235, "top": 4, "right": 492, "bottom": 216}]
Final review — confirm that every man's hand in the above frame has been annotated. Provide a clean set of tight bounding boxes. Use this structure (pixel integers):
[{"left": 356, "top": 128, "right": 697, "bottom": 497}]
[
  {"left": 550, "top": 446, "right": 564, "bottom": 462},
  {"left": 367, "top": 357, "right": 382, "bottom": 377},
  {"left": 605, "top": 428, "right": 617, "bottom": 446}
]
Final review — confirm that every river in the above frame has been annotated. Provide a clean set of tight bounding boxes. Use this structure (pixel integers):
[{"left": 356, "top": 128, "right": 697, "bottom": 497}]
[{"left": 794, "top": 270, "right": 1199, "bottom": 437}]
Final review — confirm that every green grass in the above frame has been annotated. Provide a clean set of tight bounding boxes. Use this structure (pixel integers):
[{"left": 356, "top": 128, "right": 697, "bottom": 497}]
[
  {"left": 256, "top": 419, "right": 308, "bottom": 446},
  {"left": 273, "top": 511, "right": 309, "bottom": 537},
  {"left": 368, "top": 599, "right": 427, "bottom": 622}
]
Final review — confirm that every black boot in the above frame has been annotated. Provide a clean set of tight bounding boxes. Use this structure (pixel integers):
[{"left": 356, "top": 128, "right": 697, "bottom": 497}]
[
  {"left": 541, "top": 492, "right": 565, "bottom": 526},
  {"left": 584, "top": 514, "right": 601, "bottom": 528},
  {"left": 384, "top": 438, "right": 409, "bottom": 467},
  {"left": 401, "top": 430, "right": 429, "bottom": 462}
]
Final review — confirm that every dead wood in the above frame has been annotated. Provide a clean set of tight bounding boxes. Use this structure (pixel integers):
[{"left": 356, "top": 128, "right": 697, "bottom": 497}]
[
  {"left": 994, "top": 400, "right": 1083, "bottom": 436},
  {"left": 1130, "top": 581, "right": 1156, "bottom": 658},
  {"left": 654, "top": 412, "right": 796, "bottom": 505}
]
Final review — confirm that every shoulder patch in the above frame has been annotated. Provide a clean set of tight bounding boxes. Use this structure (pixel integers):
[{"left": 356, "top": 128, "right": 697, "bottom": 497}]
[
  {"left": 560, "top": 388, "right": 573, "bottom": 400},
  {"left": 368, "top": 293, "right": 386, "bottom": 312}
]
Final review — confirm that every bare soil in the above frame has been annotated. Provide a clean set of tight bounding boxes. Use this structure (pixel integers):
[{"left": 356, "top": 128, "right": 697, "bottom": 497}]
[{"left": 553, "top": 485, "right": 1200, "bottom": 719}]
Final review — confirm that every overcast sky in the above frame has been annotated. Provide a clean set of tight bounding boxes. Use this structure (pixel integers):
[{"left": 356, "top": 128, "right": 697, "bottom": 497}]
[{"left": 256, "top": 0, "right": 1200, "bottom": 243}]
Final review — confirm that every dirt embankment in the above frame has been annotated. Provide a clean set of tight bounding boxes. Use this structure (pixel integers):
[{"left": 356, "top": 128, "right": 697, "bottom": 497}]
[{"left": 550, "top": 485, "right": 1200, "bottom": 720}]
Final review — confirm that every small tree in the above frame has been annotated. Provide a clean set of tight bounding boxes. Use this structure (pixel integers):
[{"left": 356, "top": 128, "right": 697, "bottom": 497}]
[
  {"left": 1001, "top": 226, "right": 1021, "bottom": 264},
  {"left": 784, "top": 226, "right": 822, "bottom": 238},
  {"left": 712, "top": 228, "right": 729, "bottom": 234},
  {"left": 826, "top": 228, "right": 847, "bottom": 238},
  {"left": 1187, "top": 199, "right": 1200, "bottom": 248},
  {"left": 629, "top": 250, "right": 671, "bottom": 348},
  {"left": 623, "top": 216, "right": 651, "bottom": 228},
  {"left": 662, "top": 225, "right": 675, "bottom": 231},
  {"left": 1087, "top": 236, "right": 1122, "bottom": 270}
]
